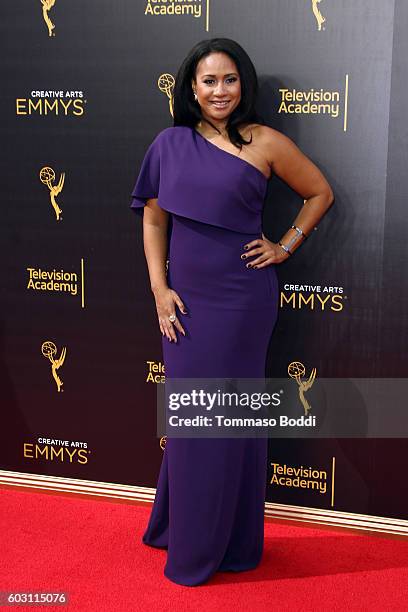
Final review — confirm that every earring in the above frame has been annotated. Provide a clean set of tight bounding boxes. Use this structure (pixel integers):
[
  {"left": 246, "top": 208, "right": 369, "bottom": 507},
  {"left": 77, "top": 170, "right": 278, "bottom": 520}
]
[{"left": 193, "top": 92, "right": 198, "bottom": 101}]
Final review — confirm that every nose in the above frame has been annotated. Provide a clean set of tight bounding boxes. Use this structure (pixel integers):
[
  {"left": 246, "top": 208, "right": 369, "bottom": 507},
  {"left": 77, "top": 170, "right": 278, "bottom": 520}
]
[{"left": 214, "top": 82, "right": 227, "bottom": 96}]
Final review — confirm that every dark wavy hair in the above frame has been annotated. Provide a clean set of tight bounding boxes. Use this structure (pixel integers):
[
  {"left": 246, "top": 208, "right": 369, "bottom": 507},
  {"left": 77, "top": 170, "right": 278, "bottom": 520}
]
[{"left": 172, "top": 38, "right": 265, "bottom": 149}]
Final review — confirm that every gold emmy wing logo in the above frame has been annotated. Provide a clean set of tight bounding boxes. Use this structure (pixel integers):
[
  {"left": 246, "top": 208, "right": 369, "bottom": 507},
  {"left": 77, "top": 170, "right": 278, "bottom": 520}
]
[
  {"left": 311, "top": 0, "right": 326, "bottom": 31},
  {"left": 41, "top": 0, "right": 56, "bottom": 37},
  {"left": 158, "top": 74, "right": 175, "bottom": 117},
  {"left": 41, "top": 340, "right": 66, "bottom": 392},
  {"left": 288, "top": 361, "right": 316, "bottom": 415},
  {"left": 39, "top": 166, "right": 65, "bottom": 221}
]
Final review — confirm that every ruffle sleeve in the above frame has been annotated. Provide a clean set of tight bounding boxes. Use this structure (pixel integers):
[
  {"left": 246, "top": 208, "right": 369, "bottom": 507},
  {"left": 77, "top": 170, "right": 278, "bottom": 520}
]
[
  {"left": 130, "top": 133, "right": 161, "bottom": 216},
  {"left": 129, "top": 126, "right": 265, "bottom": 235}
]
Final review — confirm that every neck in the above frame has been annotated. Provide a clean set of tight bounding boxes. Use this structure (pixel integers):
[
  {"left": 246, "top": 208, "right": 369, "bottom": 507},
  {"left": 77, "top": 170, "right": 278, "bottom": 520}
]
[{"left": 198, "top": 116, "right": 229, "bottom": 136}]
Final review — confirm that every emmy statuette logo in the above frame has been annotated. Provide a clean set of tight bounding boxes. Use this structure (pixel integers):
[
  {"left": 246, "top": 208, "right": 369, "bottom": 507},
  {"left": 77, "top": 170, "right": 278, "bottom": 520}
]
[
  {"left": 288, "top": 361, "right": 316, "bottom": 415},
  {"left": 311, "top": 0, "right": 326, "bottom": 31},
  {"left": 41, "top": 340, "right": 66, "bottom": 392},
  {"left": 39, "top": 166, "right": 65, "bottom": 221},
  {"left": 41, "top": 0, "right": 56, "bottom": 37},
  {"left": 158, "top": 74, "right": 175, "bottom": 117}
]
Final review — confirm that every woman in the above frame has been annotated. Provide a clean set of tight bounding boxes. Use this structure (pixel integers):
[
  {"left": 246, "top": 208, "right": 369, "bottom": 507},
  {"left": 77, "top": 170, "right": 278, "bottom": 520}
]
[{"left": 130, "top": 38, "right": 334, "bottom": 586}]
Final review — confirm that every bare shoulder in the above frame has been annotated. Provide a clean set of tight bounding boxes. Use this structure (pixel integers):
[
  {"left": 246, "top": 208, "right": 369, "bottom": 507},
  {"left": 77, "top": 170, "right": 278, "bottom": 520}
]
[
  {"left": 255, "top": 125, "right": 300, "bottom": 156},
  {"left": 257, "top": 126, "right": 319, "bottom": 178},
  {"left": 236, "top": 123, "right": 301, "bottom": 178}
]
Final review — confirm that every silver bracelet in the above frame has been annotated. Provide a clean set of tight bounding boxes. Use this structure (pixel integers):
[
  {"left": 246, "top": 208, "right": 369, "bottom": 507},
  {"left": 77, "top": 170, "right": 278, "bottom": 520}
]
[
  {"left": 284, "top": 227, "right": 304, "bottom": 251},
  {"left": 278, "top": 241, "right": 292, "bottom": 256},
  {"left": 279, "top": 224, "right": 309, "bottom": 255},
  {"left": 291, "top": 224, "right": 308, "bottom": 239}
]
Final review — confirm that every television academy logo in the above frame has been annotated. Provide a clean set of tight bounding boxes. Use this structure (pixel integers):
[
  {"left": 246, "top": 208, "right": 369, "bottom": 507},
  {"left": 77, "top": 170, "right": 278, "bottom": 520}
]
[
  {"left": 269, "top": 460, "right": 333, "bottom": 498},
  {"left": 26, "top": 259, "right": 86, "bottom": 307},
  {"left": 146, "top": 360, "right": 165, "bottom": 383},
  {"left": 278, "top": 75, "right": 349, "bottom": 131},
  {"left": 40, "top": 166, "right": 65, "bottom": 221},
  {"left": 144, "top": 0, "right": 205, "bottom": 28}
]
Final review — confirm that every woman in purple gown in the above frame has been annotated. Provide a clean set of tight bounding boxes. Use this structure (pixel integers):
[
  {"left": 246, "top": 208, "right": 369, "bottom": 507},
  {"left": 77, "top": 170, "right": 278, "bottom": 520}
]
[{"left": 130, "top": 38, "right": 334, "bottom": 586}]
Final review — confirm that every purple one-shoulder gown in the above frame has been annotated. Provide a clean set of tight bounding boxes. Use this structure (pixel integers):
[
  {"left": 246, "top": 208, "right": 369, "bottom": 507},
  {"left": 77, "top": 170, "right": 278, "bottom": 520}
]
[{"left": 130, "top": 126, "right": 279, "bottom": 586}]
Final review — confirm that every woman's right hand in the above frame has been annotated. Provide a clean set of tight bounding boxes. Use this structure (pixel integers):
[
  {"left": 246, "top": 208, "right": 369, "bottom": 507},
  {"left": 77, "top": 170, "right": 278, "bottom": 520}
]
[{"left": 153, "top": 286, "right": 187, "bottom": 342}]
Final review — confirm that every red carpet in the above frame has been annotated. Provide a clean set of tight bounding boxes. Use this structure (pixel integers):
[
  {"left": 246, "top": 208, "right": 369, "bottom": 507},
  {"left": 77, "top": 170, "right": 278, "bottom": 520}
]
[{"left": 0, "top": 486, "right": 407, "bottom": 611}]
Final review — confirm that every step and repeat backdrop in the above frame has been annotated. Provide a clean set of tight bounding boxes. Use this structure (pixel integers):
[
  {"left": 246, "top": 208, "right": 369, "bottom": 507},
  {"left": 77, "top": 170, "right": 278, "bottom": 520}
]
[{"left": 1, "top": 1, "right": 407, "bottom": 521}]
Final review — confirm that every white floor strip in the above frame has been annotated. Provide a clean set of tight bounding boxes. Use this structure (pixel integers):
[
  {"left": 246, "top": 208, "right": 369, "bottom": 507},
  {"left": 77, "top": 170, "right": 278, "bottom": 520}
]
[{"left": 1, "top": 470, "right": 406, "bottom": 536}]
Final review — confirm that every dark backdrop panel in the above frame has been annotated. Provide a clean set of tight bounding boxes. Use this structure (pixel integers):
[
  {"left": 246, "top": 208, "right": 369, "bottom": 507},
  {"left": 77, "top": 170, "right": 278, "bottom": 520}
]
[{"left": 1, "top": 0, "right": 407, "bottom": 521}]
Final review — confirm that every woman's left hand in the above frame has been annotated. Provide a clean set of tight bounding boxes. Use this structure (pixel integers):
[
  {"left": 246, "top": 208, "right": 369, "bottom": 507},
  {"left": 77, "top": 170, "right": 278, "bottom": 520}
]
[{"left": 241, "top": 233, "right": 289, "bottom": 268}]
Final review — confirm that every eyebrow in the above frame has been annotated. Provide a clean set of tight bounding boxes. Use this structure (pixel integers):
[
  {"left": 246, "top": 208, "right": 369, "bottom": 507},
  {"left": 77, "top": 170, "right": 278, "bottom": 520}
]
[{"left": 201, "top": 73, "right": 238, "bottom": 77}]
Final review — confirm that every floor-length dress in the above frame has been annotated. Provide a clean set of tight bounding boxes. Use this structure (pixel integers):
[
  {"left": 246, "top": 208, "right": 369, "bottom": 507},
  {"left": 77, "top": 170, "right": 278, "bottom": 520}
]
[{"left": 130, "top": 126, "right": 279, "bottom": 586}]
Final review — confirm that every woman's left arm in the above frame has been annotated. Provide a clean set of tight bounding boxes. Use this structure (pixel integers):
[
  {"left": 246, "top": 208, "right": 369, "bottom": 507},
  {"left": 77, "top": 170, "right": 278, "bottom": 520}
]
[{"left": 243, "top": 127, "right": 334, "bottom": 268}]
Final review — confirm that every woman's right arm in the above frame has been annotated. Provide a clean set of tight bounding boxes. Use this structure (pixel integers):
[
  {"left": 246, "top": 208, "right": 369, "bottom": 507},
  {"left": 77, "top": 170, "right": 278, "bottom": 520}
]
[{"left": 143, "top": 199, "right": 186, "bottom": 342}]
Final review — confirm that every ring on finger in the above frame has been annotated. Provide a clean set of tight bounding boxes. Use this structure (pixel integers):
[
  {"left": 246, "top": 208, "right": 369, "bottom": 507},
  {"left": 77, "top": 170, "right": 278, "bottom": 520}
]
[{"left": 168, "top": 314, "right": 176, "bottom": 323}]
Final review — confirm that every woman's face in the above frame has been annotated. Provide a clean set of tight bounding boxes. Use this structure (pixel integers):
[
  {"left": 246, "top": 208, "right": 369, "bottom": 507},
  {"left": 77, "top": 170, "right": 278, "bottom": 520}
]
[{"left": 192, "top": 52, "right": 241, "bottom": 124}]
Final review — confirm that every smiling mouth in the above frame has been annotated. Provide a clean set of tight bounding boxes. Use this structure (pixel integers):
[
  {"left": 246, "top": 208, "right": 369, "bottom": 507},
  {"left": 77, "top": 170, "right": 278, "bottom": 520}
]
[{"left": 211, "top": 101, "right": 230, "bottom": 107}]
